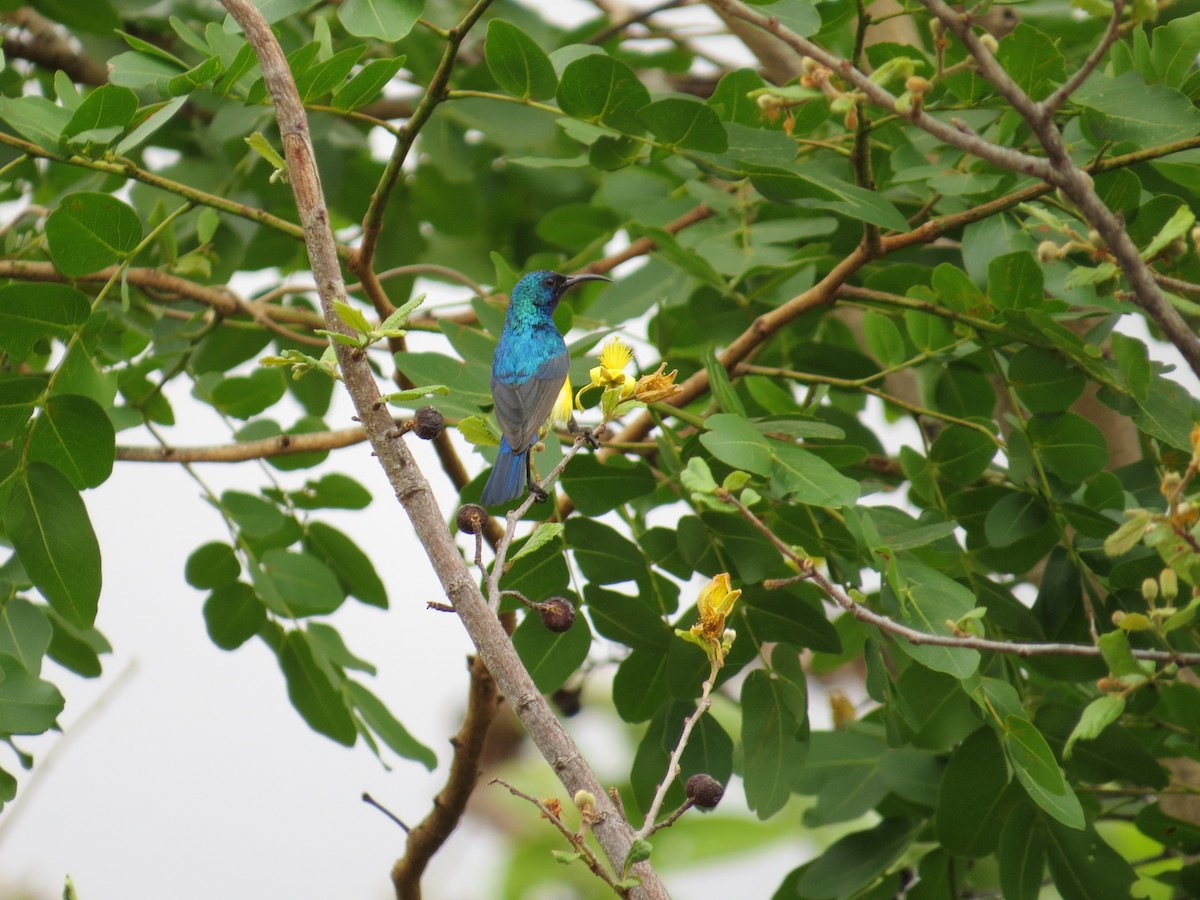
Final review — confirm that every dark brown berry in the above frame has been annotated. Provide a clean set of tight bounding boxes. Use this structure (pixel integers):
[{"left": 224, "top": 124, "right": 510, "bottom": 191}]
[
  {"left": 456, "top": 504, "right": 488, "bottom": 535},
  {"left": 412, "top": 406, "right": 444, "bottom": 440},
  {"left": 551, "top": 687, "right": 582, "bottom": 717},
  {"left": 685, "top": 774, "right": 724, "bottom": 810},
  {"left": 539, "top": 597, "right": 576, "bottom": 633}
]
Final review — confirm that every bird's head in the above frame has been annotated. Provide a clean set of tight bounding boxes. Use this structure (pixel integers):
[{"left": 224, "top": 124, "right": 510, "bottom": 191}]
[{"left": 513, "top": 270, "right": 613, "bottom": 311}]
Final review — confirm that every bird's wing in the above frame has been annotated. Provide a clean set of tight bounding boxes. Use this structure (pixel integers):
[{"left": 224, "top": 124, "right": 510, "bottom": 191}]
[{"left": 492, "top": 352, "right": 570, "bottom": 452}]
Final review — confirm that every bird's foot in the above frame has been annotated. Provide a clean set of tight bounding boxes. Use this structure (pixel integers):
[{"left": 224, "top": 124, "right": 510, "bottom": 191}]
[
  {"left": 583, "top": 429, "right": 601, "bottom": 450},
  {"left": 530, "top": 484, "right": 549, "bottom": 504}
]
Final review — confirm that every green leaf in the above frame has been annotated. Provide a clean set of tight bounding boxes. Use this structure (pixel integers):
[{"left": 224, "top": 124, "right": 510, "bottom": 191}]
[
  {"left": 998, "top": 804, "right": 1045, "bottom": 900},
  {"left": 1008, "top": 347, "right": 1085, "bottom": 413},
  {"left": 741, "top": 666, "right": 807, "bottom": 818},
  {"left": 221, "top": 490, "right": 287, "bottom": 538},
  {"left": 486, "top": 20, "right": 557, "bottom": 100},
  {"left": 256, "top": 549, "right": 346, "bottom": 617},
  {"left": 700, "top": 413, "right": 772, "bottom": 475},
  {"left": 61, "top": 84, "right": 138, "bottom": 147},
  {"left": 704, "top": 350, "right": 746, "bottom": 417},
  {"left": 995, "top": 23, "right": 1066, "bottom": 100},
  {"left": 45, "top": 193, "right": 142, "bottom": 278},
  {"left": 330, "top": 56, "right": 405, "bottom": 110},
  {"left": 0, "top": 284, "right": 90, "bottom": 359},
  {"left": 301, "top": 522, "right": 386, "bottom": 610},
  {"left": 1044, "top": 819, "right": 1137, "bottom": 900},
  {"left": 511, "top": 604, "right": 591, "bottom": 693},
  {"left": 984, "top": 492, "right": 1049, "bottom": 549},
  {"left": 185, "top": 542, "right": 241, "bottom": 590},
  {"left": 739, "top": 590, "right": 841, "bottom": 652},
  {"left": 1063, "top": 694, "right": 1125, "bottom": 759},
  {"left": 1075, "top": 71, "right": 1200, "bottom": 146},
  {"left": 211, "top": 369, "right": 287, "bottom": 419},
  {"left": 1150, "top": 12, "right": 1200, "bottom": 88},
  {"left": 768, "top": 443, "right": 860, "bottom": 507},
  {"left": 113, "top": 96, "right": 188, "bottom": 156},
  {"left": 6, "top": 463, "right": 101, "bottom": 629},
  {"left": 745, "top": 0, "right": 821, "bottom": 37},
  {"left": 989, "top": 251, "right": 1043, "bottom": 309},
  {"left": 557, "top": 54, "right": 651, "bottom": 134},
  {"left": 27, "top": 394, "right": 115, "bottom": 490},
  {"left": 0, "top": 95, "right": 71, "bottom": 149},
  {"left": 1141, "top": 203, "right": 1195, "bottom": 260},
  {"left": 560, "top": 454, "right": 656, "bottom": 515},
  {"left": 585, "top": 584, "right": 671, "bottom": 652},
  {"left": 0, "top": 599, "right": 52, "bottom": 676},
  {"left": 0, "top": 652, "right": 64, "bottom": 734},
  {"left": 165, "top": 54, "right": 224, "bottom": 97},
  {"left": 890, "top": 563, "right": 981, "bottom": 679},
  {"left": 294, "top": 45, "right": 364, "bottom": 102},
  {"left": 277, "top": 630, "right": 356, "bottom": 746},
  {"left": 613, "top": 648, "right": 671, "bottom": 722},
  {"left": 1027, "top": 412, "right": 1108, "bottom": 485},
  {"left": 347, "top": 680, "right": 436, "bottom": 769},
  {"left": 285, "top": 473, "right": 372, "bottom": 510},
  {"left": 934, "top": 727, "right": 1010, "bottom": 857},
  {"left": 932, "top": 263, "right": 984, "bottom": 313},
  {"left": 929, "top": 424, "right": 997, "bottom": 484},
  {"left": 862, "top": 313, "right": 906, "bottom": 367},
  {"left": 638, "top": 97, "right": 728, "bottom": 152},
  {"left": 203, "top": 582, "right": 266, "bottom": 651},
  {"left": 508, "top": 522, "right": 564, "bottom": 566},
  {"left": 797, "top": 818, "right": 920, "bottom": 898},
  {"left": 338, "top": 0, "right": 423, "bottom": 41},
  {"left": 1004, "top": 715, "right": 1084, "bottom": 829},
  {"left": 564, "top": 518, "right": 647, "bottom": 584},
  {"left": 0, "top": 376, "right": 46, "bottom": 441}
]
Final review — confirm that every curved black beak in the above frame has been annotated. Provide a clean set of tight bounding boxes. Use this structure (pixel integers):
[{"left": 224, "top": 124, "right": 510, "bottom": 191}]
[{"left": 561, "top": 273, "right": 614, "bottom": 293}]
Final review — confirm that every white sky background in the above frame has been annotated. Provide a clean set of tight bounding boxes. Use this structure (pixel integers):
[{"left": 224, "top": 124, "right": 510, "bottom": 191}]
[{"left": 3, "top": 1, "right": 1200, "bottom": 898}]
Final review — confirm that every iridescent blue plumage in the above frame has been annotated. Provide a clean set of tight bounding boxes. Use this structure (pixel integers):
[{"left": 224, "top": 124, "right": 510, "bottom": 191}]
[{"left": 480, "top": 270, "right": 611, "bottom": 506}]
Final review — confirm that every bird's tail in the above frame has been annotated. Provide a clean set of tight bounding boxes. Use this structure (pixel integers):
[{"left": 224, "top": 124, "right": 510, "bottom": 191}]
[{"left": 481, "top": 438, "right": 527, "bottom": 506}]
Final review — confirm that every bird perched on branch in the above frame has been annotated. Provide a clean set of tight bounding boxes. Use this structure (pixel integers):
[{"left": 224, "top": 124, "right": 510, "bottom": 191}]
[{"left": 480, "top": 270, "right": 612, "bottom": 506}]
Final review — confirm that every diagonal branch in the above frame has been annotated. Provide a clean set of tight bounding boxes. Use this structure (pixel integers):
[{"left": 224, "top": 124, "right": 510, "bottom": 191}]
[
  {"left": 1039, "top": 0, "right": 1127, "bottom": 116},
  {"left": 218, "top": 2, "right": 665, "bottom": 896},
  {"left": 354, "top": 0, "right": 494, "bottom": 272}
]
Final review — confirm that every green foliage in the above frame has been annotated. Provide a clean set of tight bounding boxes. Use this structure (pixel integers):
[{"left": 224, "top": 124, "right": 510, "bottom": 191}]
[{"left": 3, "top": 0, "right": 1200, "bottom": 894}]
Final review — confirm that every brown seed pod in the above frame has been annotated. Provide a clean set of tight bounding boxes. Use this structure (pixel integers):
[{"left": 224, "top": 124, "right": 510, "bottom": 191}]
[
  {"left": 539, "top": 597, "right": 576, "bottom": 633},
  {"left": 412, "top": 406, "right": 444, "bottom": 440},
  {"left": 456, "top": 503, "right": 488, "bottom": 535},
  {"left": 685, "top": 773, "right": 724, "bottom": 810}
]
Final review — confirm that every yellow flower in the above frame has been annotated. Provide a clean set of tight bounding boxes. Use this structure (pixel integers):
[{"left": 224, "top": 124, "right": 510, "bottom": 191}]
[
  {"left": 549, "top": 377, "right": 573, "bottom": 430},
  {"left": 575, "top": 336, "right": 637, "bottom": 410},
  {"left": 693, "top": 572, "right": 741, "bottom": 641},
  {"left": 633, "top": 363, "right": 680, "bottom": 405}
]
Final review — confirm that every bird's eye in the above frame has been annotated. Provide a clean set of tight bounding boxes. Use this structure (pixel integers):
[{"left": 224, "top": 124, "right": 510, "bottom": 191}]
[{"left": 543, "top": 276, "right": 556, "bottom": 287}]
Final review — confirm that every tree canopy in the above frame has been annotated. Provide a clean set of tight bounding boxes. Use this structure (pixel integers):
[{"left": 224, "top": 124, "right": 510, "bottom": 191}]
[{"left": 2, "top": 0, "right": 1200, "bottom": 897}]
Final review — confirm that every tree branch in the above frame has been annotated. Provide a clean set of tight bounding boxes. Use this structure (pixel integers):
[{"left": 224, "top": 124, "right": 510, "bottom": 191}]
[
  {"left": 354, "top": 0, "right": 494, "bottom": 272},
  {"left": 1039, "top": 0, "right": 1127, "bottom": 116},
  {"left": 718, "top": 489, "right": 1200, "bottom": 667},
  {"left": 116, "top": 427, "right": 368, "bottom": 463},
  {"left": 392, "top": 654, "right": 501, "bottom": 900},
  {"left": 1, "top": 9, "right": 108, "bottom": 85},
  {"left": 218, "top": 2, "right": 665, "bottom": 894}
]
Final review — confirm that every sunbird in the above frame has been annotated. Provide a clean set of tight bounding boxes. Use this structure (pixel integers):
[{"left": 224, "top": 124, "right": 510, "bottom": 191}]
[{"left": 480, "top": 270, "right": 612, "bottom": 506}]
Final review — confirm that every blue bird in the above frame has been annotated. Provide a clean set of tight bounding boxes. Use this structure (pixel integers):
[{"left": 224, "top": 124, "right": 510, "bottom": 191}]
[{"left": 480, "top": 270, "right": 612, "bottom": 506}]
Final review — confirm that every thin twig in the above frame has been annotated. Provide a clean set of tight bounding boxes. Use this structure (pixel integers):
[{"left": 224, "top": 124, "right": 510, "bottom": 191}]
[
  {"left": 1039, "top": 0, "right": 1127, "bottom": 116},
  {"left": 715, "top": 489, "right": 1200, "bottom": 666},
  {"left": 489, "top": 778, "right": 625, "bottom": 895},
  {"left": 486, "top": 427, "right": 603, "bottom": 613},
  {"left": 634, "top": 654, "right": 719, "bottom": 840},
  {"left": 363, "top": 792, "right": 411, "bottom": 832}
]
